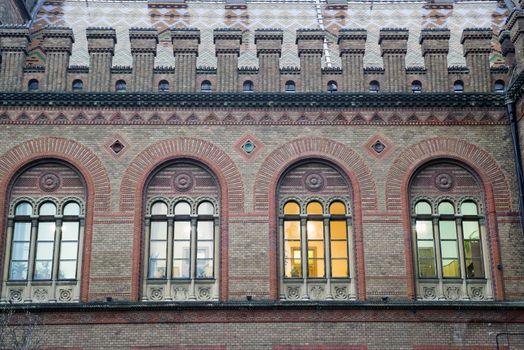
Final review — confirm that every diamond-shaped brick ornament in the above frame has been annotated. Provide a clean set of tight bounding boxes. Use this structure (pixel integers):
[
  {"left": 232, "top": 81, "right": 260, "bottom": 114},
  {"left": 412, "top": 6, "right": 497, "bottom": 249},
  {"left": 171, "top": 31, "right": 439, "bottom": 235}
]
[
  {"left": 234, "top": 134, "right": 263, "bottom": 160},
  {"left": 103, "top": 133, "right": 130, "bottom": 159},
  {"left": 364, "top": 133, "right": 394, "bottom": 160}
]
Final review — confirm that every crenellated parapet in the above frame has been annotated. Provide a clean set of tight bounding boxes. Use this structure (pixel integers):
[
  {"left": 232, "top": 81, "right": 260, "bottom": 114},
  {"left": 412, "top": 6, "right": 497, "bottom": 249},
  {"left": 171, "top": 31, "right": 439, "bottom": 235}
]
[
  {"left": 296, "top": 29, "right": 325, "bottom": 92},
  {"left": 214, "top": 28, "right": 242, "bottom": 92},
  {"left": 86, "top": 27, "right": 116, "bottom": 92},
  {"left": 379, "top": 28, "right": 409, "bottom": 92},
  {"left": 43, "top": 27, "right": 74, "bottom": 92},
  {"left": 172, "top": 28, "right": 200, "bottom": 92},
  {"left": 338, "top": 29, "right": 366, "bottom": 92},
  {"left": 255, "top": 29, "right": 283, "bottom": 92},
  {"left": 420, "top": 29, "right": 450, "bottom": 92},
  {"left": 461, "top": 28, "right": 492, "bottom": 92},
  {"left": 0, "top": 25, "right": 30, "bottom": 92},
  {"left": 129, "top": 28, "right": 158, "bottom": 92}
]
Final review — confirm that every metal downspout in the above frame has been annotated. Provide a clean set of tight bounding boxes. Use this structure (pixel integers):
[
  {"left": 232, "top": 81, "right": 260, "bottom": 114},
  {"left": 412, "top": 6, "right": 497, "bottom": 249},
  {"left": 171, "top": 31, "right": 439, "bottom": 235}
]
[{"left": 506, "top": 100, "right": 524, "bottom": 236}]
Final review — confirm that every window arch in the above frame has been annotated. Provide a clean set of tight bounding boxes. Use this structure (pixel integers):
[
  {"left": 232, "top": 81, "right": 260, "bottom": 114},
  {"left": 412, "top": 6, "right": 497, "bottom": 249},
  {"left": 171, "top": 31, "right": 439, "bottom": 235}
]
[
  {"left": 158, "top": 80, "right": 170, "bottom": 92},
  {"left": 494, "top": 80, "right": 505, "bottom": 93},
  {"left": 369, "top": 80, "right": 379, "bottom": 93},
  {"left": 143, "top": 161, "right": 219, "bottom": 301},
  {"left": 411, "top": 80, "right": 422, "bottom": 93},
  {"left": 115, "top": 80, "right": 126, "bottom": 93},
  {"left": 327, "top": 80, "right": 338, "bottom": 93},
  {"left": 278, "top": 161, "right": 355, "bottom": 300},
  {"left": 243, "top": 80, "right": 254, "bottom": 92},
  {"left": 28, "top": 79, "right": 39, "bottom": 92},
  {"left": 2, "top": 161, "right": 86, "bottom": 303},
  {"left": 410, "top": 161, "right": 491, "bottom": 301},
  {"left": 72, "top": 79, "right": 83, "bottom": 92},
  {"left": 201, "top": 80, "right": 212, "bottom": 92},
  {"left": 285, "top": 80, "right": 296, "bottom": 93},
  {"left": 453, "top": 80, "right": 464, "bottom": 93}
]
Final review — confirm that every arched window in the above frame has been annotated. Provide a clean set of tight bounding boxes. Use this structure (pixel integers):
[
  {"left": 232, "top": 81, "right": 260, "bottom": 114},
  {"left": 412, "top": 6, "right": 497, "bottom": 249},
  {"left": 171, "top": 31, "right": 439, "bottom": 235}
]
[
  {"left": 116, "top": 80, "right": 126, "bottom": 93},
  {"left": 243, "top": 80, "right": 254, "bottom": 93},
  {"left": 28, "top": 79, "right": 39, "bottom": 92},
  {"left": 285, "top": 80, "right": 296, "bottom": 93},
  {"left": 410, "top": 161, "right": 491, "bottom": 301},
  {"left": 453, "top": 80, "right": 464, "bottom": 93},
  {"left": 369, "top": 80, "right": 379, "bottom": 93},
  {"left": 72, "top": 79, "right": 83, "bottom": 92},
  {"left": 411, "top": 80, "right": 422, "bottom": 93},
  {"left": 143, "top": 162, "right": 219, "bottom": 301},
  {"left": 327, "top": 80, "right": 338, "bottom": 93},
  {"left": 494, "top": 80, "right": 505, "bottom": 93},
  {"left": 158, "top": 80, "right": 170, "bottom": 92},
  {"left": 279, "top": 162, "right": 354, "bottom": 300},
  {"left": 201, "top": 80, "right": 212, "bottom": 93},
  {"left": 2, "top": 162, "right": 86, "bottom": 303}
]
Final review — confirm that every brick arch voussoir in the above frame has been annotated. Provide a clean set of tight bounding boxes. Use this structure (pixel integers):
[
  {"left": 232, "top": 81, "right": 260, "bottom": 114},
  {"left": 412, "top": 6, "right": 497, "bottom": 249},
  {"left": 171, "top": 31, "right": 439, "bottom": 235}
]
[
  {"left": 385, "top": 137, "right": 512, "bottom": 212},
  {"left": 119, "top": 137, "right": 244, "bottom": 213},
  {"left": 0, "top": 137, "right": 111, "bottom": 212},
  {"left": 254, "top": 137, "right": 377, "bottom": 212}
]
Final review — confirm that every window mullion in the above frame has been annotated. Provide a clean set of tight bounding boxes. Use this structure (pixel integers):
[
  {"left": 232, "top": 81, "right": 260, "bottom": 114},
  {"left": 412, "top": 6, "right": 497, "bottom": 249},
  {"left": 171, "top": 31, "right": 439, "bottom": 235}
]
[
  {"left": 300, "top": 215, "right": 307, "bottom": 299},
  {"left": 27, "top": 217, "right": 38, "bottom": 283},
  {"left": 141, "top": 217, "right": 151, "bottom": 301},
  {"left": 189, "top": 215, "right": 197, "bottom": 300},
  {"left": 50, "top": 217, "right": 62, "bottom": 301},
  {"left": 455, "top": 217, "right": 469, "bottom": 299},
  {"left": 166, "top": 216, "right": 174, "bottom": 300},
  {"left": 433, "top": 217, "right": 443, "bottom": 279},
  {"left": 324, "top": 215, "right": 333, "bottom": 299}
]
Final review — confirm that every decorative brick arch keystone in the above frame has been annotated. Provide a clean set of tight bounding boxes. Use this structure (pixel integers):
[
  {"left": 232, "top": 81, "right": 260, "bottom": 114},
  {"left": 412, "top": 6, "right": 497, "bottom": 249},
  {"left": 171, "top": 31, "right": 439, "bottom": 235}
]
[
  {"left": 385, "top": 137, "right": 510, "bottom": 300},
  {"left": 121, "top": 137, "right": 244, "bottom": 301},
  {"left": 255, "top": 137, "right": 377, "bottom": 300},
  {"left": 0, "top": 137, "right": 111, "bottom": 301}
]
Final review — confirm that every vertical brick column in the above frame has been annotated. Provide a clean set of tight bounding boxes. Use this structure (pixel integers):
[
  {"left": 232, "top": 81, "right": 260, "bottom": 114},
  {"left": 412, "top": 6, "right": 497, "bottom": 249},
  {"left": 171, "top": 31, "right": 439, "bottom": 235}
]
[
  {"left": 129, "top": 28, "right": 158, "bottom": 92},
  {"left": 296, "top": 29, "right": 325, "bottom": 92},
  {"left": 0, "top": 25, "right": 30, "bottom": 92},
  {"left": 499, "top": 29, "right": 515, "bottom": 67},
  {"left": 420, "top": 29, "right": 450, "bottom": 92},
  {"left": 42, "top": 27, "right": 74, "bottom": 92},
  {"left": 255, "top": 29, "right": 283, "bottom": 92},
  {"left": 86, "top": 27, "right": 116, "bottom": 92},
  {"left": 461, "top": 28, "right": 492, "bottom": 93},
  {"left": 338, "top": 29, "right": 366, "bottom": 92},
  {"left": 214, "top": 28, "right": 242, "bottom": 92},
  {"left": 172, "top": 28, "right": 200, "bottom": 92},
  {"left": 379, "top": 28, "right": 408, "bottom": 92}
]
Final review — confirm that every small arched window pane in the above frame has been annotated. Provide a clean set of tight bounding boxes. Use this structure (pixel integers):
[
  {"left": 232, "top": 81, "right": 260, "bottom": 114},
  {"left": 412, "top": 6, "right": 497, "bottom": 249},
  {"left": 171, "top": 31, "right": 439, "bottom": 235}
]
[
  {"left": 72, "top": 79, "right": 83, "bottom": 92},
  {"left": 415, "top": 201, "right": 432, "bottom": 215},
  {"left": 158, "top": 80, "right": 169, "bottom": 92},
  {"left": 28, "top": 79, "right": 39, "bottom": 91},
  {"left": 174, "top": 202, "right": 191, "bottom": 215},
  {"left": 63, "top": 202, "right": 80, "bottom": 216},
  {"left": 285, "top": 80, "right": 296, "bottom": 93},
  {"left": 412, "top": 80, "right": 422, "bottom": 93},
  {"left": 329, "top": 201, "right": 346, "bottom": 215},
  {"left": 39, "top": 202, "right": 57, "bottom": 216},
  {"left": 116, "top": 80, "right": 126, "bottom": 93},
  {"left": 197, "top": 201, "right": 214, "bottom": 215},
  {"left": 369, "top": 80, "right": 379, "bottom": 93},
  {"left": 306, "top": 202, "right": 323, "bottom": 215},
  {"left": 438, "top": 202, "right": 455, "bottom": 215},
  {"left": 494, "top": 80, "right": 505, "bottom": 93},
  {"left": 15, "top": 202, "right": 33, "bottom": 216},
  {"left": 201, "top": 80, "right": 212, "bottom": 92},
  {"left": 151, "top": 202, "right": 168, "bottom": 216},
  {"left": 461, "top": 202, "right": 478, "bottom": 215},
  {"left": 243, "top": 80, "right": 254, "bottom": 92},
  {"left": 284, "top": 202, "right": 300, "bottom": 215},
  {"left": 454, "top": 80, "right": 464, "bottom": 93},
  {"left": 327, "top": 81, "right": 337, "bottom": 93}
]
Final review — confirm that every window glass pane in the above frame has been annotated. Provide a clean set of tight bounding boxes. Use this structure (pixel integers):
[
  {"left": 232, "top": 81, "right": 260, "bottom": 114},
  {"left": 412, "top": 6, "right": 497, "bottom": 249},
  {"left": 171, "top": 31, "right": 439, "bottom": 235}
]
[
  {"left": 60, "top": 242, "right": 78, "bottom": 260},
  {"left": 172, "top": 259, "right": 190, "bottom": 278},
  {"left": 284, "top": 240, "right": 301, "bottom": 261},
  {"left": 9, "top": 261, "right": 28, "bottom": 280},
  {"left": 438, "top": 202, "right": 455, "bottom": 215},
  {"left": 417, "top": 241, "right": 436, "bottom": 277},
  {"left": 173, "top": 241, "right": 190, "bottom": 259},
  {"left": 174, "top": 202, "right": 191, "bottom": 215},
  {"left": 174, "top": 221, "right": 191, "bottom": 240},
  {"left": 151, "top": 202, "right": 168, "bottom": 215},
  {"left": 415, "top": 201, "right": 432, "bottom": 215},
  {"left": 465, "top": 258, "right": 484, "bottom": 278},
  {"left": 197, "top": 241, "right": 214, "bottom": 259},
  {"left": 63, "top": 202, "right": 80, "bottom": 216},
  {"left": 197, "top": 221, "right": 214, "bottom": 240},
  {"left": 307, "top": 221, "right": 323, "bottom": 240},
  {"left": 307, "top": 240, "right": 324, "bottom": 259},
  {"left": 13, "top": 222, "right": 31, "bottom": 241},
  {"left": 329, "top": 201, "right": 346, "bottom": 215},
  {"left": 415, "top": 220, "right": 433, "bottom": 239},
  {"left": 36, "top": 242, "right": 54, "bottom": 260},
  {"left": 150, "top": 241, "right": 167, "bottom": 259},
  {"left": 462, "top": 221, "right": 480, "bottom": 240},
  {"left": 441, "top": 241, "right": 458, "bottom": 259},
  {"left": 330, "top": 221, "right": 346, "bottom": 240},
  {"left": 11, "top": 242, "right": 30, "bottom": 260},
  {"left": 331, "top": 241, "right": 348, "bottom": 259},
  {"left": 61, "top": 222, "right": 79, "bottom": 241},
  {"left": 284, "top": 202, "right": 300, "bottom": 215},
  {"left": 306, "top": 202, "right": 323, "bottom": 215},
  {"left": 307, "top": 258, "right": 324, "bottom": 278},
  {"left": 196, "top": 259, "right": 213, "bottom": 278},
  {"left": 439, "top": 220, "right": 457, "bottom": 240},
  {"left": 197, "top": 202, "right": 214, "bottom": 215},
  {"left": 442, "top": 258, "right": 460, "bottom": 278},
  {"left": 461, "top": 202, "right": 478, "bottom": 215},
  {"left": 150, "top": 221, "right": 168, "bottom": 240},
  {"left": 39, "top": 202, "right": 57, "bottom": 216},
  {"left": 38, "top": 222, "right": 55, "bottom": 241},
  {"left": 34, "top": 261, "right": 52, "bottom": 280},
  {"left": 15, "top": 202, "right": 32, "bottom": 216},
  {"left": 149, "top": 259, "right": 166, "bottom": 279},
  {"left": 284, "top": 221, "right": 300, "bottom": 240},
  {"left": 331, "top": 259, "right": 348, "bottom": 278},
  {"left": 58, "top": 261, "right": 77, "bottom": 279}
]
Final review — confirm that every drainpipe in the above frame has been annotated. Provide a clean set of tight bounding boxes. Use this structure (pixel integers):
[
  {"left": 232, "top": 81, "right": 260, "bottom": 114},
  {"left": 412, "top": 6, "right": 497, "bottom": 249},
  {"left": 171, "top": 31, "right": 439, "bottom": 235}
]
[{"left": 506, "top": 101, "right": 524, "bottom": 236}]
